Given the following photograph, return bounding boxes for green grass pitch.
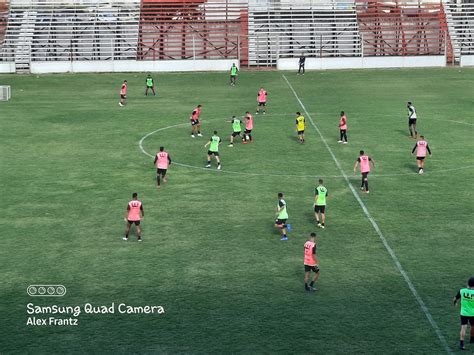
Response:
[0,68,473,354]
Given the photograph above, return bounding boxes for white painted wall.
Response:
[278,56,446,70]
[0,63,15,73]
[460,55,474,67]
[30,59,239,74]
[3,56,450,74]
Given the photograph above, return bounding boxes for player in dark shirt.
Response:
[453,277,474,350]
[298,55,306,75]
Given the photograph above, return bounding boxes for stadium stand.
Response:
[1,0,140,72]
[444,0,474,62]
[0,0,473,72]
[356,0,450,58]
[137,0,247,62]
[0,1,7,47]
[248,2,361,66]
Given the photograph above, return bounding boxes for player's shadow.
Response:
[287,134,301,142]
[403,162,416,172]
[396,129,409,137]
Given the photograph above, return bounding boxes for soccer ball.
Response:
[245,135,250,141]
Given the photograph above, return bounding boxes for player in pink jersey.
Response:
[411,135,432,174]
[119,80,127,107]
[338,111,348,144]
[304,233,320,292]
[154,146,172,188]
[123,192,144,241]
[190,105,203,138]
[354,150,375,193]
[256,87,267,115]
[243,112,254,144]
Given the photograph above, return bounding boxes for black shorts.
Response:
[258,102,266,106]
[127,220,140,226]
[146,85,154,88]
[314,205,326,213]
[120,94,126,99]
[191,119,200,126]
[297,130,304,135]
[460,315,474,325]
[304,265,320,273]
[416,156,425,161]
[409,118,417,125]
[157,168,167,176]
[275,219,287,226]
[208,150,219,156]
[232,131,241,137]
[244,129,252,134]
[362,172,369,179]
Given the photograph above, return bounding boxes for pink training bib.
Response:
[128,200,142,221]
[156,152,169,169]
[359,155,370,173]
[416,140,428,157]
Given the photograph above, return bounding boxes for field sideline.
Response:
[0,68,473,354]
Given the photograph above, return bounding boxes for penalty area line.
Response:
[282,74,452,355]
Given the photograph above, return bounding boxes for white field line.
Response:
[282,74,453,355]
[138,121,474,179]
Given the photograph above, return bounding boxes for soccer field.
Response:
[0,68,473,354]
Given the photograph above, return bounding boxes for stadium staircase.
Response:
[15,9,36,73]
[355,0,451,60]
[248,3,362,67]
[0,3,37,73]
[137,0,247,62]
[444,1,474,62]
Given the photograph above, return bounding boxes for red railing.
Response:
[356,0,449,57]
[137,0,248,61]
[0,0,8,48]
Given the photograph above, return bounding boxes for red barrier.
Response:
[356,0,448,57]
[138,0,247,61]
[0,0,8,47]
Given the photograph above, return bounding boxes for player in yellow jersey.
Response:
[295,112,305,143]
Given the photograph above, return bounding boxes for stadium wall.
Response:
[29,59,238,74]
[277,55,446,70]
[460,56,474,67]
[0,62,14,72]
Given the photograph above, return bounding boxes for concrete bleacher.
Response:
[1,0,474,72]
[249,3,362,66]
[444,0,474,60]
[0,0,140,72]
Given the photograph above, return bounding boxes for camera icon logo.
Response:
[27,285,66,297]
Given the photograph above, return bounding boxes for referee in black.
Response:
[298,54,306,75]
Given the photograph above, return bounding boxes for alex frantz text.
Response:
[26,303,165,326]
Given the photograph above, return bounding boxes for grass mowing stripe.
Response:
[282,74,453,355]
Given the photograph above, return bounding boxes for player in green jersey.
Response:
[230,63,239,86]
[228,116,242,147]
[274,192,290,240]
[145,74,155,96]
[454,277,474,350]
[204,131,222,170]
[314,179,328,228]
